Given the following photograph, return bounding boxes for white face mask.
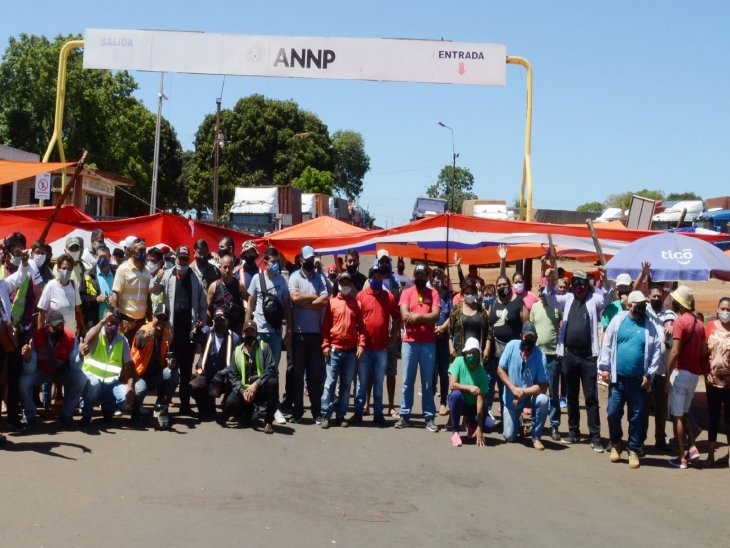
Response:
[718,310,730,323]
[56,268,71,282]
[513,282,525,294]
[9,255,22,268]
[464,294,477,305]
[146,262,159,275]
[69,250,82,261]
[339,285,353,296]
[33,254,46,267]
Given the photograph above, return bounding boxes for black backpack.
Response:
[259,272,284,329]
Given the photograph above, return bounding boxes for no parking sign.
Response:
[35,172,51,200]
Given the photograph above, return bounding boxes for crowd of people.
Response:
[1,229,728,470]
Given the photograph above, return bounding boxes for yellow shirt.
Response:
[112,259,152,320]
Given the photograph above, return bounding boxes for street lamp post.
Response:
[438,121,458,268]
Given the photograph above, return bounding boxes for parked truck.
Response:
[461,199,514,220]
[228,186,302,236]
[695,209,730,234]
[411,196,447,221]
[301,193,330,221]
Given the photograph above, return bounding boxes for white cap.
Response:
[627,290,647,304]
[615,273,632,287]
[462,337,480,353]
[122,235,137,249]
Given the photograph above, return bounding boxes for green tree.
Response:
[292,166,334,194]
[188,94,334,216]
[0,33,183,216]
[426,165,477,213]
[666,192,702,201]
[577,201,604,213]
[331,130,370,201]
[606,189,664,212]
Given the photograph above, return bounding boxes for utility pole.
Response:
[150,73,166,214]
[212,98,222,222]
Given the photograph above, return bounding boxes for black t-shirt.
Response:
[565,298,592,350]
[145,334,163,378]
[462,312,483,344]
[489,297,524,343]
[174,272,193,333]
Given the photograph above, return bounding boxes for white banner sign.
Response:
[35,172,51,200]
[83,29,507,86]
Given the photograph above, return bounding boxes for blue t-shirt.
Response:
[499,339,547,407]
[616,316,646,378]
[288,268,329,334]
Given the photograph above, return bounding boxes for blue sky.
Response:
[3,1,729,227]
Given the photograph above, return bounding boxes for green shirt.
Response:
[530,299,560,355]
[448,356,490,406]
[601,300,623,330]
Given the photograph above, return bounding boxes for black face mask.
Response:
[302,260,315,272]
[195,256,208,265]
[50,330,63,343]
[243,335,257,346]
[244,256,257,266]
[218,248,230,258]
[346,264,358,274]
[498,286,512,299]
[650,299,663,313]
[414,278,427,290]
[618,290,630,300]
[632,304,647,317]
[214,323,227,335]
[520,339,536,353]
[671,301,681,313]
[379,263,391,275]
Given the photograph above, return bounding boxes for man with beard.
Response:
[344,249,367,292]
[599,291,662,469]
[190,239,220,291]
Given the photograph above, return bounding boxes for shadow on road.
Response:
[1,439,91,460]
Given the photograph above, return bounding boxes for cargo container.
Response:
[228,186,302,236]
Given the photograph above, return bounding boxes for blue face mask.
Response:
[134,250,147,263]
[97,257,110,270]
[483,296,495,308]
[105,324,119,340]
[268,262,280,275]
[370,279,383,291]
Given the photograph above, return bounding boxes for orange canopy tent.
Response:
[0,159,77,186]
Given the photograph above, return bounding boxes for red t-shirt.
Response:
[673,311,706,375]
[357,287,400,350]
[399,286,440,343]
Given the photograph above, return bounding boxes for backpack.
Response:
[259,272,284,329]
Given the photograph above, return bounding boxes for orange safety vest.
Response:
[131,321,171,376]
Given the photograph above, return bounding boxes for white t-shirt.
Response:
[37,279,82,333]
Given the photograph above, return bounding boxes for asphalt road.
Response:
[2,370,727,548]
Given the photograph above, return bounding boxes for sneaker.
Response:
[550,427,561,441]
[484,413,496,432]
[668,457,688,469]
[373,414,388,427]
[79,416,92,427]
[563,433,580,444]
[274,409,287,425]
[451,432,463,447]
[349,413,363,425]
[425,419,439,433]
[686,446,701,461]
[628,450,640,469]
[591,439,605,453]
[559,397,567,409]
[610,443,622,463]
[288,416,302,424]
[532,439,545,451]
[339,417,349,428]
[394,416,410,429]
[263,423,274,434]
[315,416,323,425]
[320,417,330,429]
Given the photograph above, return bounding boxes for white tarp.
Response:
[230,187,279,215]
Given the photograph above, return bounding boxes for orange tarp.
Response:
[0,160,77,186]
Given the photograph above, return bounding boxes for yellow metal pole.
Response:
[506,56,533,222]
[40,39,84,205]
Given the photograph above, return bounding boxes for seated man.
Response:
[447,337,490,447]
[219,321,278,433]
[79,308,135,424]
[19,310,86,428]
[130,304,180,422]
[190,308,240,421]
[497,321,550,450]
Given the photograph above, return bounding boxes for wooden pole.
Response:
[38,151,87,245]
[586,218,606,266]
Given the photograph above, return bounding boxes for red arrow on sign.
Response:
[457,62,466,75]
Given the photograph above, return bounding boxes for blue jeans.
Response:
[259,332,282,368]
[134,367,180,407]
[356,348,388,416]
[434,338,451,406]
[82,374,129,417]
[607,375,646,452]
[502,393,549,442]
[20,368,87,421]
[399,341,436,420]
[544,355,561,429]
[321,348,357,419]
[448,390,478,433]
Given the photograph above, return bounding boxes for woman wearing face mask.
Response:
[485,275,529,420]
[704,297,730,466]
[512,272,539,312]
[31,240,53,285]
[37,254,84,336]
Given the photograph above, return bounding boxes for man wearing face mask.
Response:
[161,245,208,416]
[643,283,672,452]
[598,291,662,469]
[190,239,220,291]
[344,249,367,292]
[320,272,366,428]
[110,237,153,343]
[326,263,339,296]
[238,240,260,294]
[80,244,116,329]
[79,308,135,424]
[209,255,246,336]
[395,257,413,290]
[544,268,612,451]
[81,228,105,271]
[54,236,86,287]
[130,303,179,422]
[496,322,549,450]
[190,308,240,421]
[287,245,330,423]
[220,321,279,434]
[19,310,86,428]
[600,273,635,344]
[216,236,239,269]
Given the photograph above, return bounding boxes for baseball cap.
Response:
[300,245,315,260]
[45,310,65,327]
[414,264,428,276]
[671,285,694,311]
[572,269,588,281]
[176,246,190,258]
[213,308,226,320]
[615,273,632,287]
[242,240,258,256]
[338,271,352,282]
[65,236,82,250]
[243,320,258,332]
[522,321,538,338]
[122,235,137,249]
[368,266,382,278]
[376,249,390,260]
[153,303,169,319]
[627,291,647,304]
[462,337,480,353]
